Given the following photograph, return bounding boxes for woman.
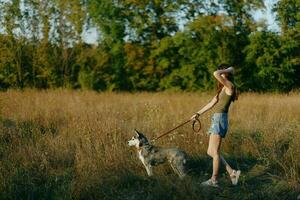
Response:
[191,64,241,187]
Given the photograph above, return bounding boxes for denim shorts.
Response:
[208,113,228,138]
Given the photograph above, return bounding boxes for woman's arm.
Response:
[213,67,234,91]
[191,95,218,119]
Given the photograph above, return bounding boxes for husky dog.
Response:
[128,130,188,178]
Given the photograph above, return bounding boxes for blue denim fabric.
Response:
[208,113,228,138]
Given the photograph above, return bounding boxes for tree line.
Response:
[0,0,299,92]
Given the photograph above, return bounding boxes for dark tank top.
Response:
[213,89,233,113]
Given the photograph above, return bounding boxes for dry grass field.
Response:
[0,90,299,200]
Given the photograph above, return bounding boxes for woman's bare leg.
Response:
[207,134,222,181]
[220,155,233,175]
[207,135,239,182]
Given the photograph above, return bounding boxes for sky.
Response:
[252,0,280,31]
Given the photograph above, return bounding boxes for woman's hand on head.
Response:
[226,67,234,74]
[215,66,234,75]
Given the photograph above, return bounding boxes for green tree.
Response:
[274,0,300,32]
[0,0,31,88]
[243,31,281,91]
[243,29,299,92]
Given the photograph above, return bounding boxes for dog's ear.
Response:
[134,129,141,137]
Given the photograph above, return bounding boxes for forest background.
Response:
[0,0,299,92]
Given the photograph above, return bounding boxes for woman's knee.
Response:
[207,149,219,158]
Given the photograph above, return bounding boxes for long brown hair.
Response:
[215,63,238,102]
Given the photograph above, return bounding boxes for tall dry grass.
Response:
[0,90,299,199]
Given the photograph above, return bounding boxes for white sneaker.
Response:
[201,179,219,188]
[230,170,241,185]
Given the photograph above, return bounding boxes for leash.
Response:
[151,113,201,142]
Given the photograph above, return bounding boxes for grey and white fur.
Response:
[128,129,188,178]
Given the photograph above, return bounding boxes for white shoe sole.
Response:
[231,170,241,185]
